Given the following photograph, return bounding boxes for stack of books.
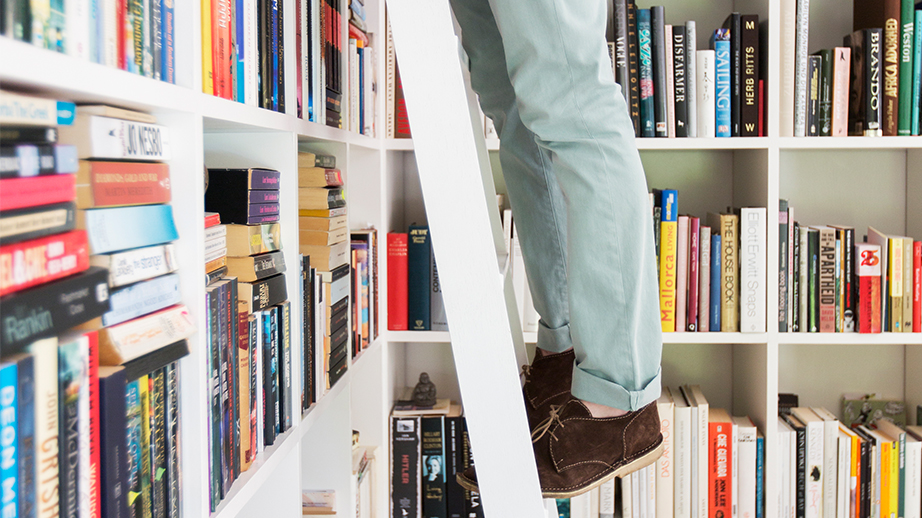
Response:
[778,201,921,333]
[783,0,922,136]
[651,189,767,333]
[606,4,764,138]
[205,212,227,276]
[386,225,447,332]
[299,151,349,398]
[204,167,292,511]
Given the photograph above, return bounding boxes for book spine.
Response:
[0,174,76,212]
[138,375,152,517]
[890,238,905,332]
[688,217,700,331]
[407,226,431,331]
[391,416,421,518]
[0,229,90,296]
[709,420,733,518]
[914,12,922,136]
[613,0,630,108]
[666,25,676,138]
[697,50,716,137]
[28,338,60,518]
[277,0,285,113]
[280,301,292,430]
[627,3,641,135]
[808,229,819,332]
[0,363,18,518]
[740,208,766,333]
[793,0,811,136]
[125,379,143,517]
[98,368,127,518]
[818,50,834,136]
[229,280,240,480]
[867,29,884,136]
[807,55,821,135]
[421,416,448,518]
[165,364,179,517]
[676,216,689,331]
[720,215,740,332]
[714,30,732,137]
[58,337,86,518]
[151,0,161,80]
[0,92,76,126]
[699,226,711,332]
[93,243,178,288]
[686,21,698,138]
[97,305,195,365]
[710,234,722,331]
[15,355,36,518]
[673,25,689,137]
[843,228,856,331]
[149,370,166,518]
[87,335,101,518]
[726,13,742,136]
[741,15,760,136]
[658,190,678,332]
[60,117,171,161]
[832,47,851,136]
[756,433,765,518]
[780,201,790,331]
[77,161,171,208]
[651,6,667,137]
[161,0,174,83]
[914,241,921,333]
[638,9,654,137]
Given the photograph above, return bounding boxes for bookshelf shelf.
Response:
[779,333,922,345]
[778,136,922,149]
[635,137,772,150]
[663,332,770,344]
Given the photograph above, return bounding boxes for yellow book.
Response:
[139,375,153,518]
[202,0,214,94]
[658,190,678,332]
[889,237,903,332]
[708,212,740,332]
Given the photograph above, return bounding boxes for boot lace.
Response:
[520,364,532,383]
[531,404,565,443]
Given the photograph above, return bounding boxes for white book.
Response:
[685,21,698,138]
[682,385,709,518]
[205,235,227,254]
[740,207,767,332]
[733,416,758,518]
[836,430,851,518]
[204,246,227,264]
[66,0,90,59]
[780,0,797,136]
[647,463,657,518]
[102,0,117,66]
[570,492,592,518]
[300,0,310,117]
[792,0,810,136]
[205,224,227,241]
[97,304,196,364]
[634,469,643,518]
[698,226,711,332]
[90,243,179,288]
[786,206,795,329]
[59,115,171,160]
[656,388,675,518]
[676,216,689,331]
[385,16,396,137]
[811,408,841,518]
[600,479,617,518]
[904,427,922,518]
[430,254,448,331]
[798,226,810,331]
[696,50,716,138]
[674,390,692,518]
[623,473,634,518]
[364,45,376,136]
[589,487,601,518]
[0,90,75,126]
[791,408,826,518]
[665,25,676,138]
[778,417,794,518]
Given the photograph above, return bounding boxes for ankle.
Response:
[580,400,629,418]
[536,347,572,358]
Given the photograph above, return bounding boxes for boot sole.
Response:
[455,438,665,499]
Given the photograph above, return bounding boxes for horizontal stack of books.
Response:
[778,201,921,333]
[204,167,292,511]
[784,0,922,136]
[607,4,764,138]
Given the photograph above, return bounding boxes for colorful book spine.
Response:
[75,161,171,208]
[914,11,922,136]
[856,243,883,333]
[58,336,87,518]
[687,217,700,331]
[638,9,655,137]
[676,216,689,331]
[16,354,36,518]
[0,91,76,126]
[710,233,722,331]
[659,190,678,332]
[699,225,711,332]
[898,0,915,134]
[0,229,90,296]
[81,204,178,255]
[914,241,920,333]
[0,174,76,212]
[0,362,17,518]
[713,29,732,137]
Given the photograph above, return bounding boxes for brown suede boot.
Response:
[522,349,574,429]
[456,397,664,499]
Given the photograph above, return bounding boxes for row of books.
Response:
[652,190,767,333]
[386,226,447,332]
[777,405,922,518]
[777,202,922,333]
[608,3,764,138]
[784,0,922,136]
[1,0,176,82]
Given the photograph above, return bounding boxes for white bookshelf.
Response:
[2,0,920,514]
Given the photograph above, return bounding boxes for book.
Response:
[732,416,758,518]
[816,49,834,136]
[75,160,171,208]
[0,90,76,126]
[79,204,178,254]
[722,13,742,136]
[0,142,79,178]
[0,229,90,296]
[299,241,350,272]
[86,271,182,328]
[638,8,654,137]
[845,29,884,136]
[57,333,88,518]
[408,225,431,331]
[673,392,692,518]
[0,174,76,212]
[59,115,171,160]
[687,217,700,331]
[650,6,667,137]
[666,25,676,138]
[298,187,346,210]
[676,216,689,330]
[673,25,689,137]
[713,29,732,137]
[807,54,822,136]
[239,274,288,313]
[681,384,709,518]
[659,190,678,332]
[387,233,408,331]
[391,415,421,518]
[226,223,282,256]
[697,50,716,137]
[686,21,698,138]
[98,366,128,518]
[120,339,189,382]
[95,304,195,365]
[207,167,281,191]
[656,388,675,518]
[793,0,811,136]
[0,361,18,517]
[710,233,722,331]
[853,0,902,135]
[708,408,734,518]
[699,226,711,332]
[298,167,344,188]
[299,215,348,232]
[831,47,853,136]
[741,15,761,136]
[299,227,348,246]
[740,207,766,333]
[226,251,287,282]
[90,242,178,287]
[0,267,110,353]
[0,201,77,246]
[708,212,740,332]
[421,415,447,518]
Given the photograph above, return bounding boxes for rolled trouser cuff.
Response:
[537,320,573,354]
[571,365,662,412]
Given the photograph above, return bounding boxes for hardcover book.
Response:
[651,6,667,137]
[713,29,732,137]
[832,47,852,136]
[0,174,76,212]
[0,229,90,296]
[408,225,431,331]
[740,15,761,136]
[658,190,678,332]
[239,273,289,313]
[96,304,196,365]
[707,212,740,332]
[740,208,766,333]
[0,201,77,246]
[226,251,287,282]
[722,13,742,136]
[391,416,421,518]
[638,9,654,137]
[207,167,281,191]
[80,204,178,254]
[853,0,902,135]
[59,115,171,160]
[697,50,716,137]
[75,160,171,208]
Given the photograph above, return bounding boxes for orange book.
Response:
[708,408,733,518]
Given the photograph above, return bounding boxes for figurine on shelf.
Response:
[412,372,437,407]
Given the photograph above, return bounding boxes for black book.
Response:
[206,286,222,507]
[276,300,292,432]
[328,352,347,386]
[277,0,285,113]
[817,49,834,136]
[15,354,36,518]
[99,366,128,518]
[1,143,58,178]
[853,426,873,518]
[262,306,278,445]
[408,225,431,330]
[240,273,288,312]
[672,25,688,137]
[613,0,631,108]
[445,416,465,518]
[650,6,667,137]
[462,420,485,518]
[807,55,822,136]
[783,414,807,518]
[422,416,448,518]
[150,369,167,518]
[722,13,741,136]
[301,256,314,410]
[0,201,77,245]
[247,314,257,455]
[258,0,271,109]
[122,340,190,382]
[229,278,240,481]
[626,2,641,134]
[740,15,761,136]
[206,266,228,286]
[164,363,180,518]
[840,227,855,331]
[0,126,57,144]
[217,281,230,492]
[844,29,883,136]
[391,415,421,518]
[0,267,110,353]
[791,222,801,332]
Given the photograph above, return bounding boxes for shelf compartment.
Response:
[779,333,922,345]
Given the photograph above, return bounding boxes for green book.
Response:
[899,0,915,134]
[808,228,819,332]
[818,49,834,136]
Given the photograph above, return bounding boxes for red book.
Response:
[0,174,76,211]
[76,161,171,208]
[348,23,369,46]
[117,0,127,69]
[856,243,882,333]
[395,67,412,138]
[204,212,221,228]
[708,408,734,518]
[387,233,409,331]
[0,230,90,296]
[914,241,920,333]
[212,0,232,99]
[687,216,700,331]
[87,330,101,518]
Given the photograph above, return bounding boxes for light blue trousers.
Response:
[450,0,663,411]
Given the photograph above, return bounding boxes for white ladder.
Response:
[387,0,561,516]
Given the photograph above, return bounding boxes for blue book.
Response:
[358,46,365,133]
[16,354,35,518]
[913,11,921,135]
[102,272,182,327]
[712,29,732,137]
[271,0,279,111]
[756,431,764,518]
[408,225,432,330]
[710,234,722,331]
[638,9,655,137]
[161,0,175,84]
[82,204,178,254]
[0,362,17,517]
[125,379,143,518]
[235,0,245,101]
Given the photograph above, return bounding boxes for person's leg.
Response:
[480,0,663,413]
